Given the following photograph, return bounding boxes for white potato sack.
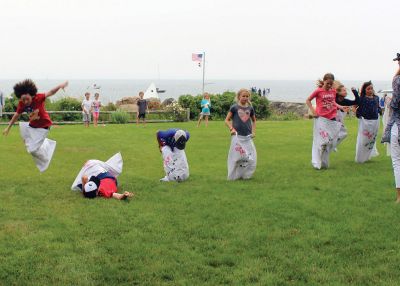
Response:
[71,152,123,191]
[355,117,380,163]
[161,146,189,182]
[311,117,341,169]
[19,122,56,173]
[227,135,257,180]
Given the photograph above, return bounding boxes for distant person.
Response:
[197,92,211,127]
[380,94,386,113]
[92,93,101,127]
[258,88,262,96]
[136,91,148,126]
[383,57,400,202]
[81,92,92,128]
[2,79,68,172]
[355,81,382,163]
[0,90,4,117]
[306,73,345,169]
[262,88,266,97]
[156,128,190,182]
[225,89,257,180]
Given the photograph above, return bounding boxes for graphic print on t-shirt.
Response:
[238,108,251,123]
[322,93,335,111]
[29,109,40,121]
[23,105,40,121]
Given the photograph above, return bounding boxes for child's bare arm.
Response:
[251,115,256,137]
[3,113,21,136]
[306,98,317,117]
[224,112,236,134]
[45,81,68,98]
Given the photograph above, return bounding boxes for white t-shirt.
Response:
[82,99,92,114]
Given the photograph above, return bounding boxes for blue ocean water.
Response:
[0,79,392,103]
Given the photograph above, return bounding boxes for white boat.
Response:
[144,83,160,100]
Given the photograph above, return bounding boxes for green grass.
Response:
[1,119,399,285]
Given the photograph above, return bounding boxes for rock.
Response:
[162,98,175,106]
[269,101,309,117]
[115,96,162,112]
[116,96,139,112]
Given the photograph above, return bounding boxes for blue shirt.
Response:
[201,99,210,113]
[157,128,190,150]
[356,96,381,120]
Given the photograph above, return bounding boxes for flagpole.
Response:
[202,52,206,95]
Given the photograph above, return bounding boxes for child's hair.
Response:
[139,91,144,96]
[203,92,210,98]
[94,93,99,98]
[360,81,373,97]
[334,81,344,94]
[316,73,335,87]
[14,79,38,98]
[85,92,90,97]
[236,89,252,105]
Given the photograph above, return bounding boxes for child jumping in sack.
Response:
[306,73,346,169]
[354,81,382,163]
[224,89,257,180]
[3,79,68,172]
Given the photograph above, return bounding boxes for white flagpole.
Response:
[202,52,206,95]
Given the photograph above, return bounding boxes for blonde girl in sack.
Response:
[224,89,257,180]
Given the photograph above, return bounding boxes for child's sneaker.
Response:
[160,176,169,182]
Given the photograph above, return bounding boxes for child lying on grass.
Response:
[80,174,133,200]
[71,152,133,200]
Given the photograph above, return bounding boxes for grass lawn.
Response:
[1,119,400,285]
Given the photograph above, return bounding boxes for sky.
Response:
[0,0,399,80]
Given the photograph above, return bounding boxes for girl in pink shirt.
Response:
[306,73,338,119]
[306,73,346,170]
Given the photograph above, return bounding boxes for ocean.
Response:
[0,79,393,104]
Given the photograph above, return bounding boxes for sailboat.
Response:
[144,83,160,100]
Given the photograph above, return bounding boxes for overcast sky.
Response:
[1,0,398,80]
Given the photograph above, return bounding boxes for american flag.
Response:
[192,53,203,62]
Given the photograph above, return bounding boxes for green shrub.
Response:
[111,110,129,124]
[4,93,19,113]
[102,102,117,111]
[51,97,82,122]
[164,102,188,122]
[178,91,270,120]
